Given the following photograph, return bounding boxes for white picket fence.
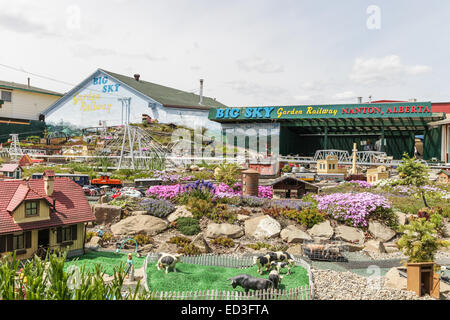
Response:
[148,287,312,300]
[143,253,314,300]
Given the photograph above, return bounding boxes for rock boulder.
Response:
[167,206,193,223]
[335,225,365,244]
[245,216,281,240]
[280,225,312,244]
[384,267,407,290]
[93,204,122,225]
[111,215,168,237]
[205,223,244,239]
[307,221,334,240]
[368,221,396,242]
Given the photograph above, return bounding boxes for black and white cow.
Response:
[229,274,274,293]
[156,253,182,274]
[268,251,295,274]
[268,270,283,289]
[253,255,272,275]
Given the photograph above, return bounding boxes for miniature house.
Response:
[270,175,319,199]
[18,155,34,167]
[0,170,95,260]
[437,170,450,184]
[367,166,389,183]
[316,155,347,174]
[0,163,23,179]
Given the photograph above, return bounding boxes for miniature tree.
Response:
[396,213,449,263]
[397,153,430,207]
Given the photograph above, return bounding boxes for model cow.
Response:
[229,274,274,293]
[156,253,182,274]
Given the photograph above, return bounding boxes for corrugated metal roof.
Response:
[101,69,228,110]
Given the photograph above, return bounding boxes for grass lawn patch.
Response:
[147,263,309,292]
[64,251,145,276]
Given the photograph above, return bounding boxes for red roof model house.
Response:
[0,171,95,260]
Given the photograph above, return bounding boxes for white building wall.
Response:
[0,89,61,120]
[44,70,220,131]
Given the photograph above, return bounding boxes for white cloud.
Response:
[349,55,432,85]
[333,91,356,101]
[236,57,284,74]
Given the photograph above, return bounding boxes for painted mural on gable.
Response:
[44,71,220,131]
[44,72,154,128]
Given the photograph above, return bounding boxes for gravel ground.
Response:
[311,269,435,300]
[364,250,450,263]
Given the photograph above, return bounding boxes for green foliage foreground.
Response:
[0,251,152,300]
[147,263,309,292]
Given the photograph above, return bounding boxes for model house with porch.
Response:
[0,171,95,260]
[0,163,23,179]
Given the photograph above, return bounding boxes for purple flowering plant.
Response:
[315,192,392,227]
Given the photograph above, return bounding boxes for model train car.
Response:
[32,173,122,188]
[91,174,123,187]
[32,173,90,187]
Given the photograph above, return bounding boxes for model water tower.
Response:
[242,168,260,197]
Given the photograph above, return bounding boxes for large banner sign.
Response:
[209,102,433,122]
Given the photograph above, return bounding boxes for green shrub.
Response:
[397,153,430,187]
[208,204,237,224]
[187,199,215,219]
[369,207,399,230]
[283,208,325,228]
[168,236,192,247]
[282,165,292,173]
[133,234,154,246]
[397,215,449,263]
[176,217,201,236]
[178,244,201,256]
[210,237,235,248]
[214,163,241,186]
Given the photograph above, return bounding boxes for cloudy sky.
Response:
[0,0,449,106]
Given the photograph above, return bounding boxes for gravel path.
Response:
[311,269,435,300]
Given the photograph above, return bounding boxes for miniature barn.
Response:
[270,175,319,199]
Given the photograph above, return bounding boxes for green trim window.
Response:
[25,201,39,217]
[62,227,72,242]
[13,234,24,250]
[1,91,12,102]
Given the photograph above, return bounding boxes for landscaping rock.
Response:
[363,240,387,254]
[167,206,193,223]
[368,221,396,242]
[442,222,450,238]
[132,211,147,216]
[394,211,408,226]
[191,233,212,253]
[307,220,334,239]
[347,244,365,252]
[111,215,168,237]
[384,268,407,290]
[93,204,122,225]
[286,244,303,256]
[335,225,365,244]
[155,242,178,254]
[89,236,103,247]
[245,216,282,240]
[205,223,244,239]
[237,214,251,222]
[280,225,312,244]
